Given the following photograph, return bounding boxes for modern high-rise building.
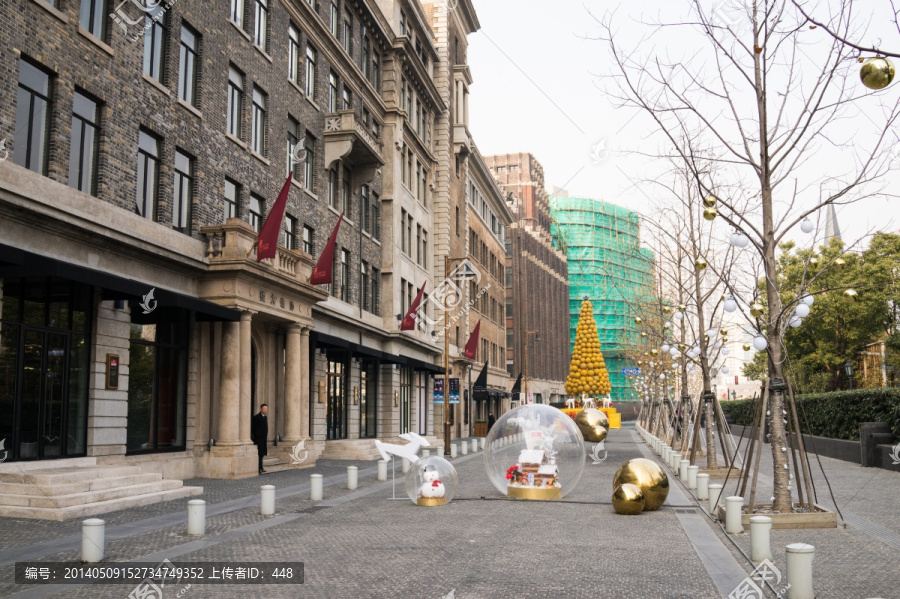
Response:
[550,196,655,402]
[485,153,569,404]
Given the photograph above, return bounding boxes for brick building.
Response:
[485,153,569,403]
[0,0,489,510]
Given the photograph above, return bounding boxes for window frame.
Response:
[136,129,161,220]
[251,86,267,155]
[224,178,240,222]
[172,149,194,234]
[178,24,199,107]
[68,90,101,196]
[253,0,269,51]
[143,8,167,81]
[14,59,53,176]
[227,66,244,139]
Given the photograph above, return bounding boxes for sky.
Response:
[466,0,900,251]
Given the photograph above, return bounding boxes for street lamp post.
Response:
[523,330,540,403]
[844,360,855,390]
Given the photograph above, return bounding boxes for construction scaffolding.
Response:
[550,197,656,401]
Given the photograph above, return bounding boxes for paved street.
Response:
[1,426,899,598]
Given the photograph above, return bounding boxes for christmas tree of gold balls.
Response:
[565,299,612,397]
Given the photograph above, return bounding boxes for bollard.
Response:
[461,441,468,456]
[725,496,744,534]
[749,516,773,562]
[662,446,670,463]
[402,457,411,473]
[785,543,815,599]
[679,459,689,481]
[347,466,358,490]
[187,499,206,536]
[436,445,444,457]
[481,438,486,451]
[260,485,276,515]
[81,518,105,563]
[471,439,478,453]
[671,451,681,470]
[687,465,699,490]
[422,449,430,458]
[377,460,388,481]
[450,444,458,458]
[708,484,724,515]
[697,473,710,500]
[310,474,323,501]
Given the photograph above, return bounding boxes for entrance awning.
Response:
[311,332,441,372]
[0,244,240,322]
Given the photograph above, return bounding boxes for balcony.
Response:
[324,110,385,183]
[453,123,472,158]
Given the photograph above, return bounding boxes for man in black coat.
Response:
[251,404,268,474]
[487,412,496,431]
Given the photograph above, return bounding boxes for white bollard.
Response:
[402,457,411,473]
[785,543,815,599]
[725,496,744,534]
[749,516,773,562]
[422,449,430,458]
[708,484,724,515]
[436,445,444,457]
[187,499,206,536]
[260,485,276,515]
[481,438,486,451]
[670,451,680,469]
[347,466,358,490]
[450,444,458,458]
[460,441,468,455]
[81,518,105,563]
[697,473,710,500]
[662,446,670,463]
[679,459,689,481]
[310,474,323,501]
[377,460,388,481]
[471,439,478,453]
[687,465,699,490]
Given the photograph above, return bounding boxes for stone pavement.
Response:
[0,428,897,598]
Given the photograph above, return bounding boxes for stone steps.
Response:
[262,455,295,473]
[0,479,186,508]
[318,439,382,461]
[0,472,162,496]
[0,486,202,521]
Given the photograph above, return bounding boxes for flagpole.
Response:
[443,257,451,455]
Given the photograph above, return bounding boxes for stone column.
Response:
[217,321,241,445]
[283,324,302,442]
[299,327,311,439]
[239,311,253,444]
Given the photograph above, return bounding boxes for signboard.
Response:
[106,354,120,390]
[433,378,460,404]
[622,368,640,376]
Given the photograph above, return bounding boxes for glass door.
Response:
[359,360,377,438]
[18,330,66,459]
[326,354,347,440]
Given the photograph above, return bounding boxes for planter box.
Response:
[716,503,837,530]
[474,422,488,437]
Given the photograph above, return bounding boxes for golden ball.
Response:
[843,288,858,300]
[750,303,765,318]
[703,194,718,208]
[695,258,708,270]
[575,408,610,443]
[612,483,645,515]
[613,458,669,511]
[703,207,718,221]
[860,56,895,90]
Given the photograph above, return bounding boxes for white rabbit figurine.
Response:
[420,464,445,499]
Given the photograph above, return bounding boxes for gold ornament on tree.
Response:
[703,195,717,208]
[564,299,613,397]
[703,208,718,221]
[695,258,708,270]
[860,56,895,90]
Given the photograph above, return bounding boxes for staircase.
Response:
[0,458,203,521]
[318,439,382,461]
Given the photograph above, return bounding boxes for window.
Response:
[361,260,369,312]
[342,11,353,55]
[399,11,406,35]
[455,206,460,235]
[421,231,428,269]
[283,215,297,250]
[227,67,243,138]
[416,225,421,265]
[340,249,349,302]
[254,0,268,51]
[401,209,407,255]
[328,168,338,208]
[288,25,301,84]
[506,298,512,318]
[224,179,239,221]
[287,117,300,178]
[303,132,315,191]
[14,59,52,175]
[68,91,100,195]
[305,45,317,98]
[362,32,370,79]
[230,0,245,27]
[330,1,338,36]
[342,165,351,215]
[406,151,413,189]
[251,87,267,155]
[407,215,413,256]
[172,150,193,234]
[342,86,352,110]
[302,225,314,254]
[415,161,421,200]
[360,185,370,233]
[249,194,263,232]
[143,8,166,81]
[371,267,380,315]
[328,71,338,112]
[371,51,380,91]
[178,25,199,106]
[79,0,107,40]
[372,192,381,240]
[135,130,160,220]
[419,165,427,204]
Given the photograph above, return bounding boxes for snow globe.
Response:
[404,456,458,506]
[484,404,586,500]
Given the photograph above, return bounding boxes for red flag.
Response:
[464,319,481,359]
[400,282,426,331]
[309,211,345,285]
[255,173,294,262]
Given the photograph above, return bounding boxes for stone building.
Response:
[0,0,490,516]
[484,153,569,404]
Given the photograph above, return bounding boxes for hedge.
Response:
[720,388,900,441]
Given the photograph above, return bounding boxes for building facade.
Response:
[484,153,569,404]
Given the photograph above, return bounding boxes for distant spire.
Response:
[824,204,841,243]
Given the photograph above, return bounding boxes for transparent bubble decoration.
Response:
[404,456,458,507]
[483,404,586,500]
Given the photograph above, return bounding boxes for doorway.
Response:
[326,352,347,440]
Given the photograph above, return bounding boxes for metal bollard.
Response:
[187,499,206,536]
[725,496,744,534]
[460,441,468,455]
[679,459,689,481]
[310,474,323,501]
[260,485,276,515]
[687,465,699,490]
[81,518,105,563]
[402,457,411,473]
[471,439,478,453]
[347,466,358,490]
[697,473,710,500]
[708,484,724,515]
[749,516,773,562]
[377,460,388,481]
[450,444,458,458]
[785,543,815,599]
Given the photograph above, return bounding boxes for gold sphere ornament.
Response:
[695,258,708,270]
[677,343,686,351]
[703,207,718,221]
[640,332,647,338]
[678,304,687,312]
[703,194,718,208]
[613,458,670,511]
[835,257,846,266]
[860,56,895,90]
[843,288,858,300]
[634,316,643,325]
[743,343,752,351]
[662,306,672,314]
[612,483,645,515]
[720,329,728,336]
[650,349,658,356]
[575,408,610,443]
[750,303,765,318]
[809,256,819,266]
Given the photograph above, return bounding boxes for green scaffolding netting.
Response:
[550,197,657,402]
